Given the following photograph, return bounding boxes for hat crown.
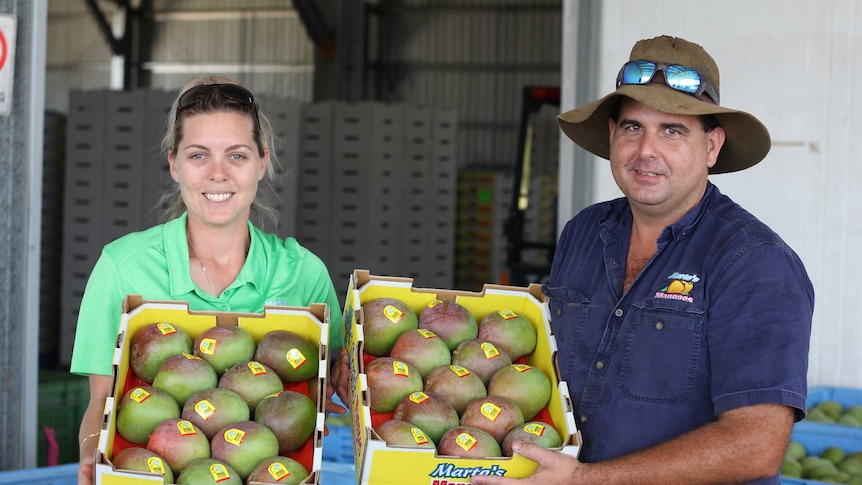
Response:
[629,35,720,101]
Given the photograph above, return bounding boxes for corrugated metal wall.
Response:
[46,1,317,111]
[46,0,563,173]
[574,0,861,389]
[368,0,562,170]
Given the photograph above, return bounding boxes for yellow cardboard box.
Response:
[93,295,330,485]
[344,270,581,485]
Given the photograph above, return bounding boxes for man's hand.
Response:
[329,348,351,408]
[323,349,351,436]
[470,442,581,485]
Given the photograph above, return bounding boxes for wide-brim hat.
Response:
[557,35,771,174]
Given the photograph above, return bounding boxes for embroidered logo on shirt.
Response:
[655,272,699,303]
[265,299,286,306]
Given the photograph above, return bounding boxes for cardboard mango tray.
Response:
[343,270,581,485]
[92,295,331,485]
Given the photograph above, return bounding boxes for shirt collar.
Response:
[600,181,716,242]
[165,212,266,297]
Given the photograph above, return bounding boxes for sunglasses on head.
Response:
[176,83,261,131]
[616,60,720,105]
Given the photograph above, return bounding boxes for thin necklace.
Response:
[188,237,217,294]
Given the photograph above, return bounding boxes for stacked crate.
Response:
[296,101,336,267]
[521,174,558,267]
[295,102,458,297]
[260,96,304,238]
[454,170,512,291]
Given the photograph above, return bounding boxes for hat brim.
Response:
[557,84,771,174]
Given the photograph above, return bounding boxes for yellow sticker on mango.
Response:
[198,338,218,355]
[480,342,500,359]
[383,305,405,324]
[286,348,308,369]
[480,402,502,421]
[194,400,217,420]
[130,387,151,403]
[223,428,246,446]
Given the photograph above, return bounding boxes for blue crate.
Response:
[797,386,862,435]
[807,386,862,409]
[0,464,78,484]
[323,424,355,465]
[781,424,862,484]
[320,461,357,485]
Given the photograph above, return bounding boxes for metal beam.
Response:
[292,0,332,47]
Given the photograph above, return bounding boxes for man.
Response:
[472,36,813,484]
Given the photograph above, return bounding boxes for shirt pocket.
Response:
[619,298,706,406]
[543,284,591,380]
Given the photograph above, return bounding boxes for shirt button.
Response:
[655,321,664,330]
[614,308,624,317]
[221,305,229,311]
[556,308,562,317]
[579,414,588,423]
[595,361,604,370]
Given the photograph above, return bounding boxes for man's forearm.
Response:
[575,403,794,484]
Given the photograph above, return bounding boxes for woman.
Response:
[71,77,346,485]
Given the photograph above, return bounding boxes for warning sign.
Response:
[0,14,17,117]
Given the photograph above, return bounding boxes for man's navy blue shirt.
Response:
[544,182,813,468]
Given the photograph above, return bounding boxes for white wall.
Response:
[560,0,862,389]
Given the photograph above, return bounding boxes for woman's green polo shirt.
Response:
[70,213,343,377]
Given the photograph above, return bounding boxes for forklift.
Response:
[501,85,561,287]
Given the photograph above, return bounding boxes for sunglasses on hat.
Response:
[176,83,261,131]
[616,60,720,105]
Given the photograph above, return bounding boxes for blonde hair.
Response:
[156,76,280,228]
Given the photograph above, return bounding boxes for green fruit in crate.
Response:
[211,420,279,480]
[375,419,436,449]
[218,361,284,412]
[780,457,803,478]
[824,446,848,465]
[820,400,845,421]
[117,386,181,444]
[366,357,424,413]
[193,325,256,376]
[502,421,563,457]
[460,396,524,445]
[389,328,451,378]
[254,330,320,383]
[247,456,310,484]
[130,322,193,383]
[839,414,862,427]
[112,446,175,483]
[393,391,460,444]
[418,300,477,351]
[362,298,419,356]
[147,418,211,476]
[808,461,839,480]
[153,353,218,406]
[451,339,512,386]
[838,458,862,477]
[437,426,502,458]
[181,387,250,439]
[423,364,487,416]
[806,407,835,423]
[786,441,807,461]
[488,364,552,421]
[847,405,862,421]
[255,390,317,454]
[176,457,242,485]
[477,309,537,360]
